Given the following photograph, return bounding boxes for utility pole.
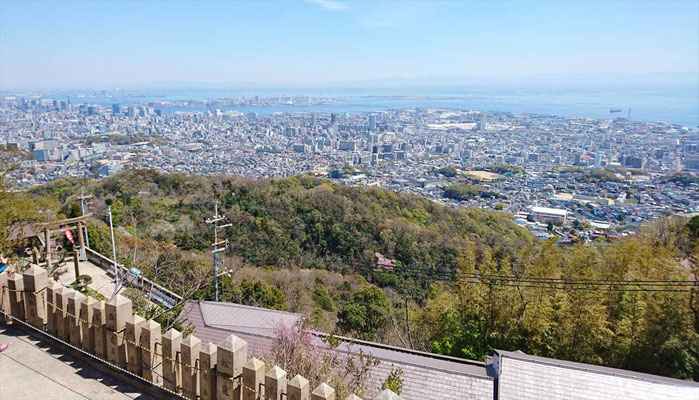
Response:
[108,205,120,296]
[77,188,92,255]
[206,201,231,302]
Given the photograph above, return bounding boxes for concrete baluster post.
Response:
[216,334,248,400]
[163,328,183,393]
[200,343,218,400]
[80,297,97,353]
[242,357,264,400]
[374,390,400,400]
[67,290,86,347]
[265,366,287,400]
[7,274,25,322]
[45,280,61,335]
[311,383,336,400]
[22,265,48,329]
[181,334,202,400]
[0,271,10,323]
[288,374,310,400]
[92,300,107,358]
[140,320,163,385]
[105,294,132,368]
[54,286,69,340]
[125,314,145,376]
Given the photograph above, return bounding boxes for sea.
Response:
[42,85,699,128]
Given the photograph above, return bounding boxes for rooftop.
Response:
[180,300,490,379]
[495,349,699,388]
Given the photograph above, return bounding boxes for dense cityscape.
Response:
[1,94,697,239]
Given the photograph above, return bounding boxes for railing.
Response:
[0,266,402,400]
[85,247,182,309]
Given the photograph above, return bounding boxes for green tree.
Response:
[313,285,334,311]
[437,166,458,177]
[86,221,113,256]
[337,286,390,340]
[686,216,699,240]
[224,279,287,310]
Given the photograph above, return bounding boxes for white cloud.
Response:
[358,3,427,28]
[305,0,347,11]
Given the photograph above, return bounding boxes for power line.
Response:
[456,273,697,287]
[457,280,695,293]
[392,265,696,284]
[383,265,697,293]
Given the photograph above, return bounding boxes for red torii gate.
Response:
[36,213,93,268]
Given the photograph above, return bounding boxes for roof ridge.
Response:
[199,300,304,318]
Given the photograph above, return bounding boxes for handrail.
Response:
[84,247,182,308]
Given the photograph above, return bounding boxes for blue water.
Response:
[47,85,699,127]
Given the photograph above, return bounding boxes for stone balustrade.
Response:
[0,268,401,400]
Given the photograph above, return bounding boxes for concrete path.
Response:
[0,324,153,400]
[59,256,118,299]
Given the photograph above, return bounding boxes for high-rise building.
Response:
[594,153,602,169]
[684,155,699,171]
[369,114,376,131]
[112,104,120,116]
[330,113,337,125]
[339,140,357,151]
[621,156,644,169]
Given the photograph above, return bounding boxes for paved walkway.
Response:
[0,324,153,400]
[58,256,118,299]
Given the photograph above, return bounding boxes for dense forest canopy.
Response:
[2,168,697,381]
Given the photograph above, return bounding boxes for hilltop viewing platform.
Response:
[1,1,698,399]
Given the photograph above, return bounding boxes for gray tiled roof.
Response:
[495,350,699,400]
[180,300,495,400]
[198,300,303,336]
[495,349,699,388]
[178,300,303,358]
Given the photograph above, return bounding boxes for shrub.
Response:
[380,367,404,395]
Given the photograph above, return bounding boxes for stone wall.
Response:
[0,267,401,400]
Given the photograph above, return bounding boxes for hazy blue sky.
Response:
[1,0,697,88]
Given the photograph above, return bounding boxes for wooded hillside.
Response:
[3,168,697,380]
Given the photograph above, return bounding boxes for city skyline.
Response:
[1,0,698,89]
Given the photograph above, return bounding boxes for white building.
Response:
[530,206,568,223]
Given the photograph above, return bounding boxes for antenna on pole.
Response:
[206,200,231,302]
